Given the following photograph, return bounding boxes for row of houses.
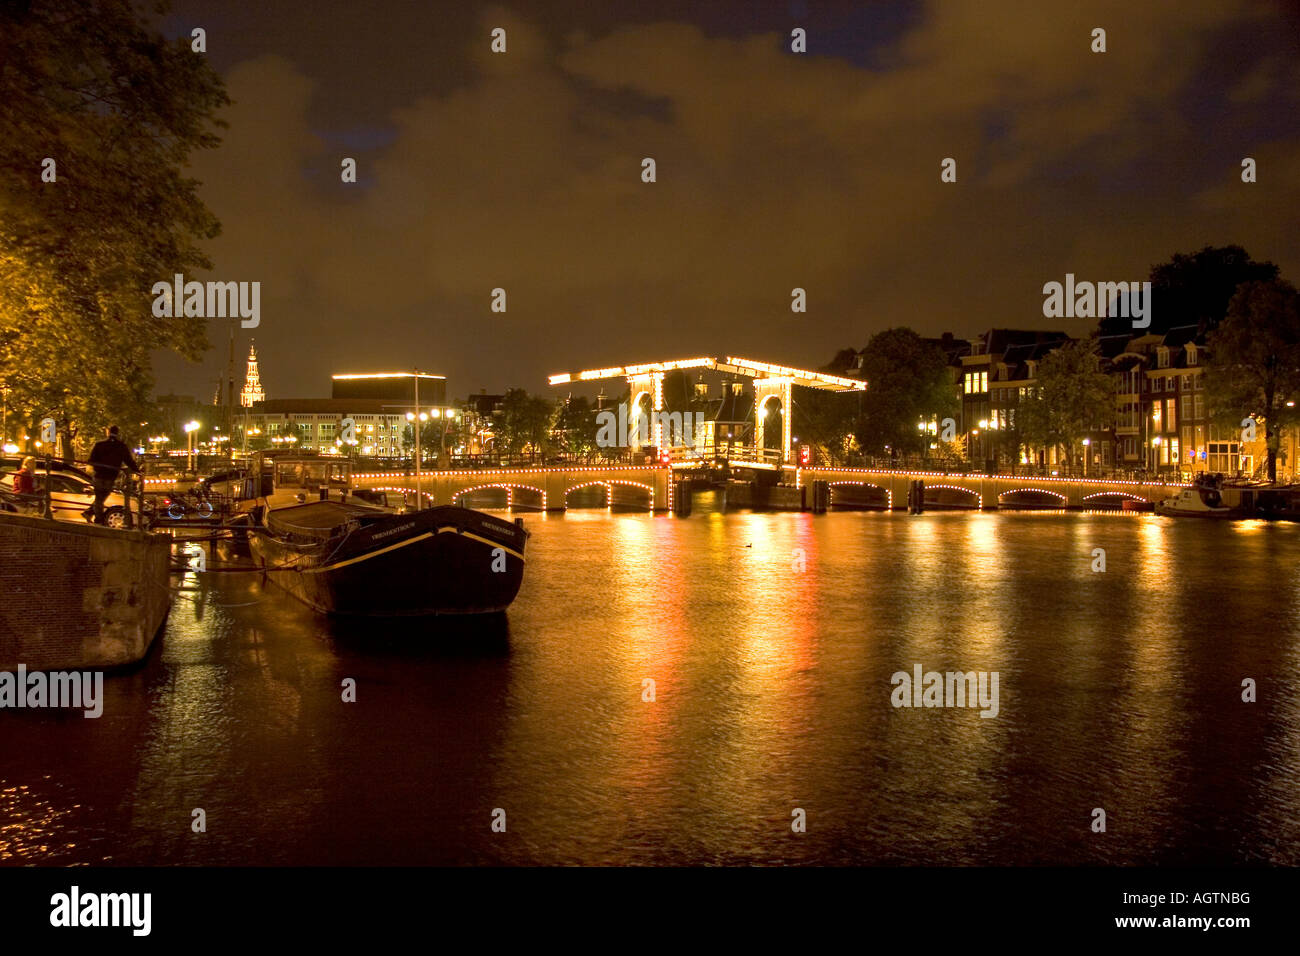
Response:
[843,326,1288,479]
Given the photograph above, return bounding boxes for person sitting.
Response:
[13,457,36,496]
[11,456,38,512]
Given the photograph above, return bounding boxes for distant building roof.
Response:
[253,398,409,415]
[1161,325,1201,348]
[920,332,972,365]
[995,338,1071,380]
[464,393,503,415]
[705,384,755,424]
[331,372,446,403]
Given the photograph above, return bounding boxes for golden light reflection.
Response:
[0,781,76,862]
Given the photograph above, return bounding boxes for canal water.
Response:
[3,510,1299,866]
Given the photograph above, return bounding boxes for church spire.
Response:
[241,341,265,407]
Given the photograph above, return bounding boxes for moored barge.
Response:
[234,452,527,616]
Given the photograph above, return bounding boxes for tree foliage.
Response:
[791,385,858,465]
[1205,278,1300,482]
[851,328,957,457]
[1016,337,1113,469]
[1099,245,1279,338]
[553,395,598,458]
[0,0,228,457]
[497,388,555,461]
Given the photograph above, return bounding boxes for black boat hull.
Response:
[249,505,527,616]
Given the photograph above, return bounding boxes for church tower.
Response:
[241,342,265,407]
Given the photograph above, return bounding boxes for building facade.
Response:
[234,372,455,459]
[848,323,1298,480]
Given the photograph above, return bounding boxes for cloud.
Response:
[166,1,1300,399]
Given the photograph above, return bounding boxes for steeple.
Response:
[241,341,265,407]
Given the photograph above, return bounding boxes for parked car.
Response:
[0,457,93,480]
[0,468,132,526]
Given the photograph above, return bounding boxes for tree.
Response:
[497,388,556,463]
[1205,278,1300,483]
[0,0,228,460]
[553,395,598,459]
[661,369,698,414]
[401,419,443,460]
[1016,338,1112,471]
[1099,245,1278,338]
[851,328,957,458]
[790,385,857,465]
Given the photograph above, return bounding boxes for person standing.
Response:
[87,426,141,524]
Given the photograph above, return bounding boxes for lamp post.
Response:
[406,410,425,512]
[1082,437,1091,477]
[1,383,15,454]
[184,420,200,474]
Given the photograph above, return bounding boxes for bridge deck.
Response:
[141,463,1189,513]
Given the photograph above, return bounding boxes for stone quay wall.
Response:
[0,513,172,671]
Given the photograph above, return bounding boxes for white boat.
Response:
[1154,486,1239,518]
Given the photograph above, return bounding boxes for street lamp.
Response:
[406,410,422,510]
[184,420,200,473]
[1082,438,1091,477]
[441,407,458,460]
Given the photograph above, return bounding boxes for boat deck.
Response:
[266,501,386,537]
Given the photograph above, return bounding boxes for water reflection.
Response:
[2,512,1299,865]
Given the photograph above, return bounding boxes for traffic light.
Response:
[799,444,811,465]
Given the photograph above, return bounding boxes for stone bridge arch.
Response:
[828,480,891,510]
[1081,491,1145,510]
[606,479,655,511]
[452,482,548,511]
[997,487,1068,509]
[923,484,982,509]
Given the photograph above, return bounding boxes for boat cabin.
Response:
[221,451,354,510]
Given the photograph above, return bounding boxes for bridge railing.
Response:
[799,455,1197,483]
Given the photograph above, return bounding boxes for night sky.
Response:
[151,0,1300,402]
